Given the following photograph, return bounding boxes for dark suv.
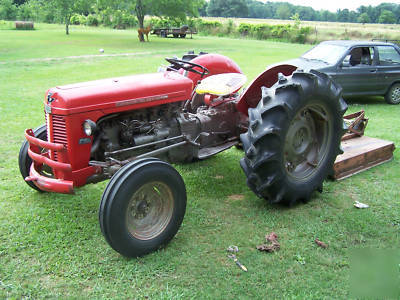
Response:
[285,40,400,104]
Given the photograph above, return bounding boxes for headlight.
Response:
[83,119,96,136]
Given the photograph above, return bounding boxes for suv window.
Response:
[377,46,400,65]
[343,47,375,67]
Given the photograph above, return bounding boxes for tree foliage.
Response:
[44,0,92,34]
[2,0,400,28]
[204,0,400,24]
[0,0,18,20]
[207,0,248,18]
[378,9,396,24]
[357,13,371,24]
[95,0,204,40]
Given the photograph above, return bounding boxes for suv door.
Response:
[375,45,400,95]
[332,46,380,96]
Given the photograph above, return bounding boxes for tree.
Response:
[47,0,92,35]
[198,1,208,17]
[207,0,248,18]
[133,0,204,41]
[337,9,350,22]
[97,0,204,41]
[276,3,291,20]
[357,12,370,24]
[0,0,17,20]
[13,0,26,5]
[378,9,396,24]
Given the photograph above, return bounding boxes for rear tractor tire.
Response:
[99,158,187,257]
[240,70,348,205]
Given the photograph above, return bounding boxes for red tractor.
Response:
[19,52,347,257]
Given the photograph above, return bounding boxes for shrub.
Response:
[17,2,35,21]
[223,19,236,35]
[0,0,17,20]
[70,14,86,25]
[112,10,137,29]
[98,8,113,27]
[252,24,271,39]
[86,14,99,26]
[238,23,252,36]
[149,17,184,29]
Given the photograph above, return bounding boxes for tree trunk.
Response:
[136,0,145,42]
[65,16,70,35]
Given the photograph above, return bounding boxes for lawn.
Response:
[0,23,399,299]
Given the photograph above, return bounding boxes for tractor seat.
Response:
[196,73,247,96]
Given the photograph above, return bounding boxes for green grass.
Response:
[0,23,399,299]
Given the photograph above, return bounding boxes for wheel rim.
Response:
[391,85,400,103]
[125,181,174,240]
[283,104,331,180]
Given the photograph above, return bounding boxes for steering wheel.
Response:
[165,58,209,77]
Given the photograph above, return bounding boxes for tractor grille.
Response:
[47,114,68,160]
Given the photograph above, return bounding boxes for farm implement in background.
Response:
[152,25,197,38]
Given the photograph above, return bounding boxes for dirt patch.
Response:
[228,194,244,201]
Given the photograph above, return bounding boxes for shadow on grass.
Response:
[343,95,385,106]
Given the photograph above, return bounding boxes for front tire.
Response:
[18,124,47,191]
[99,158,187,257]
[240,70,347,205]
[385,83,400,105]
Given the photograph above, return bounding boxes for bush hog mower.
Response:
[19,52,392,257]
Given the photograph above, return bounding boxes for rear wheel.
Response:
[385,83,400,105]
[240,70,347,205]
[18,124,47,191]
[99,158,187,257]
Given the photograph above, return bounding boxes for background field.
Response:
[203,17,400,42]
[0,24,399,299]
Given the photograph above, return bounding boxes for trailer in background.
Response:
[152,25,197,39]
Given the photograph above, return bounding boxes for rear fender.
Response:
[236,64,297,115]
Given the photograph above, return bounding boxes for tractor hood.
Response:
[46,71,193,115]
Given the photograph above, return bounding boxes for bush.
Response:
[236,22,311,43]
[70,14,86,25]
[238,23,251,35]
[149,17,183,29]
[98,8,113,27]
[0,0,17,20]
[223,19,236,35]
[0,20,13,29]
[17,2,35,21]
[86,14,98,26]
[112,10,137,29]
[196,20,222,35]
[252,24,272,39]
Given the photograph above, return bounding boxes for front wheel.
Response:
[240,70,348,205]
[385,83,400,105]
[99,158,187,257]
